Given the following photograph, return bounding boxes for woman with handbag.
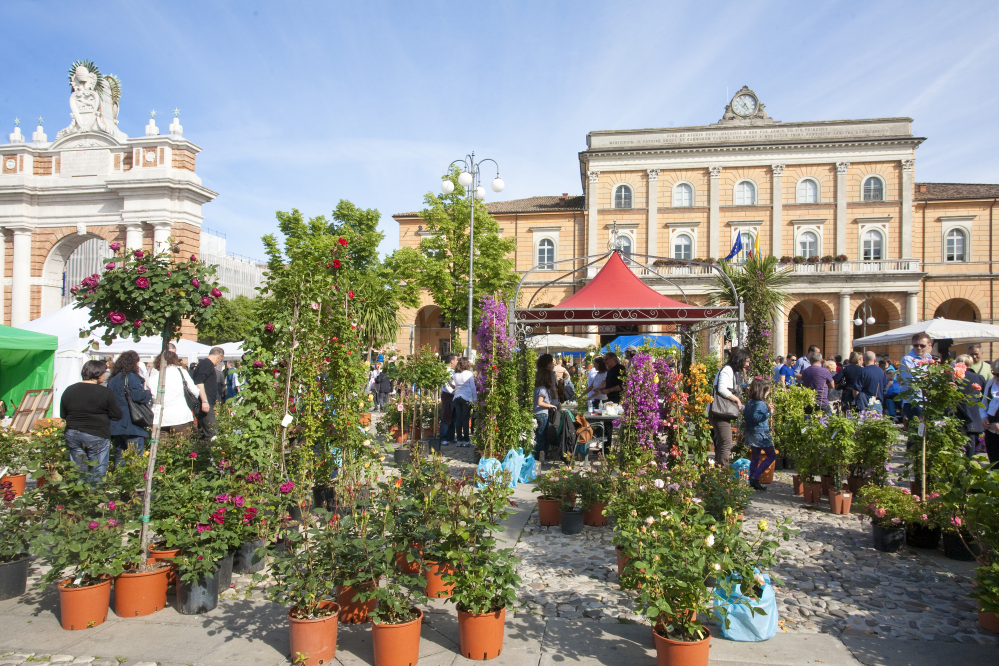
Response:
[146,350,201,434]
[533,366,560,456]
[451,357,477,447]
[709,348,750,468]
[107,350,153,464]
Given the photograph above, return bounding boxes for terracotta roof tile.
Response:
[915,182,999,200]
[394,195,584,219]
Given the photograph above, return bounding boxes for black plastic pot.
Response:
[422,437,442,454]
[906,524,941,550]
[872,524,906,553]
[0,554,30,601]
[393,448,411,465]
[233,539,265,574]
[312,485,337,511]
[175,566,221,615]
[217,552,234,591]
[783,457,794,471]
[774,457,785,471]
[560,508,584,535]
[943,531,980,561]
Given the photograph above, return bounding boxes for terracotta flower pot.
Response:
[359,412,371,426]
[395,543,422,574]
[148,544,181,587]
[114,560,170,617]
[979,611,999,634]
[758,460,775,484]
[537,497,561,526]
[583,502,607,527]
[829,491,852,514]
[1,473,26,498]
[288,601,339,666]
[371,608,423,666]
[652,627,710,666]
[615,546,631,578]
[458,605,506,661]
[34,474,46,489]
[424,561,455,599]
[803,482,822,504]
[847,476,868,494]
[58,578,111,631]
[791,475,804,496]
[820,475,833,497]
[337,582,377,624]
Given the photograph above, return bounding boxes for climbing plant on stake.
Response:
[73,242,225,564]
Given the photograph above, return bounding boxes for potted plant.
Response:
[858,485,918,552]
[835,254,848,262]
[794,419,824,503]
[906,490,943,549]
[0,481,37,600]
[579,466,613,527]
[0,425,29,496]
[697,466,753,522]
[259,510,339,666]
[816,414,855,513]
[558,471,584,535]
[532,468,570,527]
[792,255,805,264]
[443,468,520,661]
[849,410,898,492]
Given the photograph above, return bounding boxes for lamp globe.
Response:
[491,177,505,192]
[458,171,473,187]
[474,185,485,200]
[441,180,455,195]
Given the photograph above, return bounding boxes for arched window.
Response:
[945,228,966,262]
[673,234,692,260]
[796,178,818,204]
[613,185,633,209]
[673,183,693,207]
[734,181,756,205]
[798,231,819,258]
[736,231,755,262]
[537,238,555,270]
[616,234,633,258]
[862,229,883,261]
[863,176,884,202]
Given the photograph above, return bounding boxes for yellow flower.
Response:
[143,450,150,457]
[757,519,768,532]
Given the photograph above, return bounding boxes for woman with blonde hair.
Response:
[146,350,200,433]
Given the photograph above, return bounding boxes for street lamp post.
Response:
[440,152,504,355]
[853,299,876,353]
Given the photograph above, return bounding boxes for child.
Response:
[744,378,776,492]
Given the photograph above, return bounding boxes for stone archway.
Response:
[933,298,979,322]
[787,299,835,359]
[41,232,111,316]
[413,305,451,356]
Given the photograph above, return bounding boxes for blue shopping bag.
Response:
[519,452,538,483]
[730,458,751,480]
[502,448,525,489]
[712,573,778,642]
[476,457,503,488]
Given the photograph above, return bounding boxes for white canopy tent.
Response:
[93,336,211,360]
[195,341,245,360]
[852,318,999,347]
[16,303,94,417]
[526,334,595,353]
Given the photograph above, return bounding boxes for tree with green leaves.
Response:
[710,255,791,380]
[416,167,519,352]
[197,294,259,345]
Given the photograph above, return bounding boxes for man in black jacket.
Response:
[955,353,985,457]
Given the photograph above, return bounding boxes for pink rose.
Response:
[135,277,150,289]
[107,518,118,528]
[133,249,144,259]
[922,514,928,521]
[190,254,198,261]
[190,452,197,459]
[191,278,200,288]
[265,324,274,333]
[110,242,121,251]
[280,481,295,494]
[201,296,212,306]
[247,472,262,483]
[972,383,982,391]
[874,507,887,518]
[109,311,126,324]
[105,262,116,270]
[108,500,116,511]
[88,521,100,530]
[253,360,263,368]
[196,523,212,533]
[211,287,222,298]
[134,320,142,328]
[954,363,967,379]
[952,516,962,527]
[233,495,245,508]
[216,493,230,503]
[137,265,147,274]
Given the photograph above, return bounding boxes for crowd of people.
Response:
[59,346,242,482]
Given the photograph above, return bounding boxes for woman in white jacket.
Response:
[146,350,200,433]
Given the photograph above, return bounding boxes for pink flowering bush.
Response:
[857,485,919,528]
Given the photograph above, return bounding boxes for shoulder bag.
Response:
[124,373,154,428]
[177,367,202,412]
[710,368,740,420]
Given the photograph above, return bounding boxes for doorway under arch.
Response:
[933,298,978,322]
[42,234,110,316]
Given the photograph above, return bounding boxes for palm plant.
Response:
[709,255,792,379]
[356,280,402,363]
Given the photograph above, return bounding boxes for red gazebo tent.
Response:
[513,251,737,327]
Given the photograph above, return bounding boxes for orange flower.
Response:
[395,477,402,487]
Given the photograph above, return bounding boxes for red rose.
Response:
[109,311,126,324]
[348,290,354,299]
[332,259,341,268]
[133,249,144,259]
[191,278,200,288]
[265,323,274,332]
[137,265,147,274]
[190,254,198,261]
[134,320,142,328]
[338,237,348,246]
[105,262,116,270]
[211,288,222,298]
[253,360,263,368]
[135,276,150,289]
[201,296,212,306]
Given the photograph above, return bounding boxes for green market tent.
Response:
[0,325,57,415]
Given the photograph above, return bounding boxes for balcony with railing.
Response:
[648,259,921,277]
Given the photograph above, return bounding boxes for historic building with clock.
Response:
[393,86,998,361]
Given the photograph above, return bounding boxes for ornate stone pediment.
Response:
[713,86,778,127]
[50,132,122,150]
[55,61,127,142]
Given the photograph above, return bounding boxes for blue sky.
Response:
[3,0,998,260]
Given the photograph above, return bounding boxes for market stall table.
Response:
[583,411,619,455]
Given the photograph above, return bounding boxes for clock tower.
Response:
[714,86,777,126]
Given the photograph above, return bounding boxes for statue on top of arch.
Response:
[55,60,127,142]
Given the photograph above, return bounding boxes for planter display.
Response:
[829,491,852,515]
[371,608,423,666]
[288,601,340,666]
[424,561,455,599]
[582,502,607,527]
[537,497,560,527]
[395,544,422,574]
[149,543,181,587]
[393,448,411,466]
[942,531,980,561]
[791,475,804,496]
[175,566,221,615]
[560,508,584,535]
[905,524,941,549]
[802,482,822,504]
[233,538,266,574]
[337,582,377,623]
[58,578,111,631]
[820,475,833,497]
[979,611,999,634]
[458,605,506,661]
[653,628,710,666]
[1,473,26,497]
[114,561,170,617]
[872,524,906,553]
[0,555,30,601]
[218,551,235,591]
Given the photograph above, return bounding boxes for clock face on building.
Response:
[732,94,758,116]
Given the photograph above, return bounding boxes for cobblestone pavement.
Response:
[0,653,152,666]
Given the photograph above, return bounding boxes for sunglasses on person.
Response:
[913,343,929,348]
